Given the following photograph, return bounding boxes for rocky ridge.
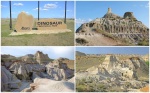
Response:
[76,8,149,46]
[1,51,74,92]
[76,54,149,92]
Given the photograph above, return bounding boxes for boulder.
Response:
[46,58,74,80]
[34,51,50,64]
[1,66,21,91]
[15,12,34,32]
[9,62,45,80]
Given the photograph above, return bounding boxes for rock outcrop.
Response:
[76,53,149,92]
[76,51,86,56]
[9,62,45,80]
[34,51,50,64]
[1,66,21,91]
[76,8,149,46]
[1,51,74,92]
[46,58,74,80]
[22,78,74,92]
[21,54,36,63]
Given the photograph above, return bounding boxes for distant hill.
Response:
[76,51,86,56]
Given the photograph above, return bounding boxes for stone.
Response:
[24,78,74,92]
[15,12,34,32]
[1,66,21,91]
[36,19,67,30]
[123,12,136,19]
[9,62,45,80]
[46,58,74,80]
[34,51,50,64]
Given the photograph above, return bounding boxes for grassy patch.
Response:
[1,18,74,46]
[138,38,149,46]
[76,56,105,72]
[63,60,74,69]
[93,28,116,40]
[145,61,149,67]
[76,38,88,45]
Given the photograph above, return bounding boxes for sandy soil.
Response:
[32,78,74,92]
[76,33,122,46]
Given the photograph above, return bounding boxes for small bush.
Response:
[76,38,88,44]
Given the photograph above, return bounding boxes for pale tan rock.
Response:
[15,12,34,32]
[36,19,67,30]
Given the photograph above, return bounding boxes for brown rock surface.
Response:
[76,8,149,46]
[34,51,50,64]
[15,12,34,32]
[36,19,67,30]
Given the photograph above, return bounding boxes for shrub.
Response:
[76,38,88,44]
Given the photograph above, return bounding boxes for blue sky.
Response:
[1,46,74,60]
[76,1,149,29]
[1,1,74,18]
[76,47,149,55]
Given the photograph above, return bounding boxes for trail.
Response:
[76,33,121,46]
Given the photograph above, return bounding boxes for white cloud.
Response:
[44,3,57,9]
[76,18,92,24]
[42,8,48,11]
[13,3,23,6]
[133,3,149,8]
[33,7,48,11]
[67,10,72,12]
[1,5,7,8]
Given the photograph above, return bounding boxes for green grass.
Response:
[138,38,149,46]
[145,61,149,67]
[1,18,74,46]
[76,56,105,72]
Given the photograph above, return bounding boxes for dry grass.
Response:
[1,18,74,46]
[76,56,105,72]
[63,60,74,70]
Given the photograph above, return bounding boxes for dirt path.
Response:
[76,33,121,46]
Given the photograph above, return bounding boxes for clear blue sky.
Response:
[76,47,149,55]
[1,46,74,60]
[1,1,74,18]
[76,1,149,29]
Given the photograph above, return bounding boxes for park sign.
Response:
[15,12,34,32]
[14,12,68,32]
[36,19,67,30]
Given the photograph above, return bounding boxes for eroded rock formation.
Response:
[46,58,74,80]
[1,51,74,92]
[76,54,149,92]
[76,8,149,46]
[34,51,50,64]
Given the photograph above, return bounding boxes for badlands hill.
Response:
[1,51,74,92]
[76,8,149,46]
[76,51,86,56]
[76,53,149,92]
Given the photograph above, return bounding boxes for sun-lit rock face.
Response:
[46,58,74,81]
[76,8,149,46]
[34,51,50,64]
[1,51,74,92]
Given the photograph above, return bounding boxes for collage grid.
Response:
[0,0,149,92]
